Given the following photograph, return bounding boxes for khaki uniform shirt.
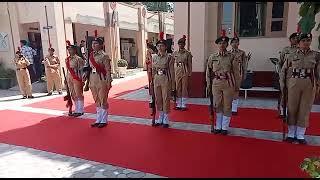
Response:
[280,49,320,89]
[14,56,30,69]
[279,45,297,69]
[89,50,112,85]
[173,49,193,77]
[152,53,175,90]
[230,48,247,83]
[206,51,240,90]
[44,55,60,74]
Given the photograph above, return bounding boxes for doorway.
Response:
[28,32,44,81]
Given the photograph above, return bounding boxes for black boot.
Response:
[284,137,295,143]
[91,122,100,128]
[221,130,228,135]
[213,129,221,134]
[297,139,307,145]
[97,123,107,128]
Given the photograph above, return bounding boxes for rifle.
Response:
[62,67,73,115]
[208,68,215,133]
[149,68,156,126]
[83,31,91,91]
[281,57,289,140]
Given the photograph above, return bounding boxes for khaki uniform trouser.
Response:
[175,74,188,98]
[16,69,32,96]
[147,66,153,96]
[212,80,234,117]
[154,74,171,113]
[287,78,316,127]
[45,70,62,93]
[67,76,84,101]
[233,74,243,99]
[89,73,111,109]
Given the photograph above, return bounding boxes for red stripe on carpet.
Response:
[0,110,318,178]
[27,97,320,136]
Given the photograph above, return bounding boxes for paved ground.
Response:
[0,71,319,178]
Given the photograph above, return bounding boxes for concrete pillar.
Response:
[38,2,68,74]
[103,2,121,75]
[136,5,147,69]
[174,2,219,97]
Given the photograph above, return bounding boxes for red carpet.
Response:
[28,97,320,136]
[0,110,318,178]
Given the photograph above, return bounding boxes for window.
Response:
[221,2,233,35]
[235,2,267,37]
[234,2,288,38]
[266,2,288,37]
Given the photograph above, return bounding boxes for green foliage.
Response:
[0,62,15,79]
[117,59,128,67]
[301,157,320,178]
[298,2,320,49]
[298,2,317,33]
[124,2,174,12]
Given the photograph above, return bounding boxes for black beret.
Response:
[298,33,312,42]
[289,32,299,40]
[215,36,229,44]
[48,47,55,52]
[156,39,167,46]
[92,37,104,45]
[230,37,239,43]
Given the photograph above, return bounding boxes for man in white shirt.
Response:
[20,40,37,82]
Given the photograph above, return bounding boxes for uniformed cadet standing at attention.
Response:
[280,32,320,145]
[172,35,193,110]
[65,41,85,117]
[83,31,112,128]
[206,30,240,135]
[43,47,62,96]
[229,33,247,115]
[13,50,34,99]
[152,32,175,128]
[278,27,300,117]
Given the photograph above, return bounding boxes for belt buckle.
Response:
[158,70,163,75]
[92,68,97,73]
[178,62,183,66]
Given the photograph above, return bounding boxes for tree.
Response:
[123,2,174,12]
[298,2,320,49]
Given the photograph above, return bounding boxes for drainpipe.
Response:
[187,2,190,50]
[61,2,68,55]
[7,2,16,53]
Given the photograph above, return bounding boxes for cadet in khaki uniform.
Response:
[206,30,240,135]
[152,32,175,128]
[14,51,34,99]
[172,35,193,110]
[43,47,62,96]
[65,41,85,117]
[280,33,320,145]
[84,36,112,128]
[278,31,299,117]
[229,33,247,115]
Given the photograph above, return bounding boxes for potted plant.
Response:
[117,59,128,78]
[0,62,16,89]
[301,157,320,178]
